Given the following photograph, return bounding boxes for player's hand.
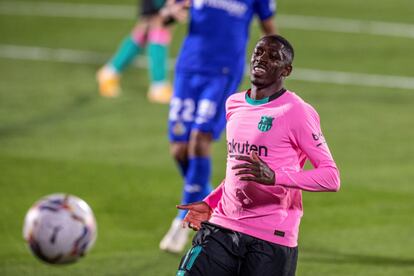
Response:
[176,201,212,231]
[161,0,190,23]
[232,151,275,186]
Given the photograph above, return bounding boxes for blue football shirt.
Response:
[176,0,276,75]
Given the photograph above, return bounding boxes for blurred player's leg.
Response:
[147,26,173,104]
[179,73,240,219]
[160,72,194,253]
[159,218,191,253]
[159,144,192,253]
[161,72,238,253]
[97,23,147,98]
[160,135,212,253]
[181,131,214,217]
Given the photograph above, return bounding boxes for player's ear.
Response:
[282,64,292,77]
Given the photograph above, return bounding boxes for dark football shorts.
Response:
[139,0,166,16]
[177,222,298,276]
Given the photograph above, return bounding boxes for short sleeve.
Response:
[254,0,276,20]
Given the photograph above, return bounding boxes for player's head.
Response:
[250,35,294,87]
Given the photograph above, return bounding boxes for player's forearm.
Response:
[160,0,189,26]
[276,166,340,192]
[260,17,277,35]
[203,180,225,209]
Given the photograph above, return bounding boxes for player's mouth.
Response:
[252,63,267,76]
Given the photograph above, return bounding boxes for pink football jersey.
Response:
[204,90,340,247]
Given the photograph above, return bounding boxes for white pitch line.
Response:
[0,44,150,68]
[279,15,414,39]
[1,1,414,39]
[0,1,133,20]
[292,68,414,90]
[0,45,107,64]
[1,44,413,90]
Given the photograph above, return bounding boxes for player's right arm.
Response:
[176,181,225,230]
[259,17,277,35]
[255,0,277,35]
[160,0,190,25]
[203,180,224,209]
[176,202,212,230]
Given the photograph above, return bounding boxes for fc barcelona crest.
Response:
[258,116,274,132]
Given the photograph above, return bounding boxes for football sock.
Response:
[108,24,147,73]
[147,28,171,83]
[109,35,143,73]
[178,157,213,220]
[176,160,189,178]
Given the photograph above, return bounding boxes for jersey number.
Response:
[169,98,195,122]
[169,98,217,124]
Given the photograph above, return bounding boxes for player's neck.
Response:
[250,83,284,100]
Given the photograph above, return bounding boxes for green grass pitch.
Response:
[1,0,414,275]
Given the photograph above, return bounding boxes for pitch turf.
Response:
[1,0,414,275]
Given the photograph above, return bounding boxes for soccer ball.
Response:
[23,194,97,264]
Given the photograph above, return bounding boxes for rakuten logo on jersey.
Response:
[227,139,268,157]
[193,0,247,17]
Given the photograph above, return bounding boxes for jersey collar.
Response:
[245,88,287,105]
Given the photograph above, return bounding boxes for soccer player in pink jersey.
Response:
[175,35,340,275]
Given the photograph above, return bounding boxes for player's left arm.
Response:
[276,104,341,192]
[232,152,276,185]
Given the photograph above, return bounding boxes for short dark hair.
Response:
[260,35,294,64]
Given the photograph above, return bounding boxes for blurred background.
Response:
[1,0,414,275]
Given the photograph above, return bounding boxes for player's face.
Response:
[250,39,292,87]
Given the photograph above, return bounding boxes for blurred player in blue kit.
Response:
[97,0,187,103]
[160,0,277,253]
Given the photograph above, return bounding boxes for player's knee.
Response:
[170,143,188,163]
[189,131,212,157]
[131,23,148,45]
[148,26,171,44]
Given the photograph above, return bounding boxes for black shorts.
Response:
[139,0,166,16]
[177,222,298,276]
